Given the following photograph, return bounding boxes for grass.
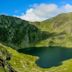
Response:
[0,44,72,72]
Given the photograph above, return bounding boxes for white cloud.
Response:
[63,4,72,12]
[17,3,72,22]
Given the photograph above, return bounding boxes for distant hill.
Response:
[32,12,72,47]
[40,12,72,33]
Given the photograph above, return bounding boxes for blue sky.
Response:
[0,0,72,21]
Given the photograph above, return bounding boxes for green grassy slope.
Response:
[33,12,72,47]
[0,44,72,72]
[0,15,52,49]
[0,12,72,72]
[34,12,72,32]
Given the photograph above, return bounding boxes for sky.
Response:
[0,0,72,21]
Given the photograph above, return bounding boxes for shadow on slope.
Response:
[0,15,58,49]
[0,15,66,49]
[18,46,72,68]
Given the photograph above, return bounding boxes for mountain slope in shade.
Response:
[0,15,54,49]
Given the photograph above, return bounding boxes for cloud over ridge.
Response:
[18,3,72,22]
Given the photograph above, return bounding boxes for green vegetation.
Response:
[0,15,54,49]
[0,44,17,72]
[0,12,72,72]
